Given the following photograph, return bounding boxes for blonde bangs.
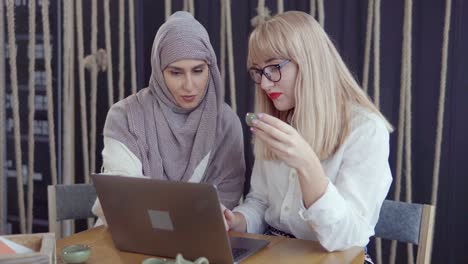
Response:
[247,20,292,69]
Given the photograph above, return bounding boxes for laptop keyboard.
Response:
[231,247,249,259]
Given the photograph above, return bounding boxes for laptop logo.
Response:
[147,209,175,231]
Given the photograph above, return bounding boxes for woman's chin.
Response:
[175,96,201,110]
[273,102,294,112]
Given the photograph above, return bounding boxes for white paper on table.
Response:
[0,237,35,254]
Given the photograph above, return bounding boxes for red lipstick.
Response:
[268,92,282,100]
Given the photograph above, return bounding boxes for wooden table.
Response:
[57,227,364,264]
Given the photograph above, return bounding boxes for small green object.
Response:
[142,258,168,264]
[61,244,91,264]
[245,112,258,127]
[142,254,209,264]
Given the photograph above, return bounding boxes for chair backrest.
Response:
[47,184,97,238]
[374,200,435,264]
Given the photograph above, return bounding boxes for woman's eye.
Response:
[193,68,204,74]
[171,71,182,76]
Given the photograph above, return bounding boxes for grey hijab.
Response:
[103,12,245,208]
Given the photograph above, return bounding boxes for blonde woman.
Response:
[222,11,392,259]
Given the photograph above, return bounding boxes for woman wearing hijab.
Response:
[92,12,245,226]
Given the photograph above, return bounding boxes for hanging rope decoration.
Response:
[390,32,407,264]
[362,0,374,93]
[75,0,90,183]
[310,0,316,18]
[428,1,452,261]
[317,0,324,27]
[277,0,284,14]
[0,0,6,235]
[361,0,383,261]
[432,0,452,207]
[389,0,413,263]
[225,0,236,113]
[62,0,76,187]
[89,16,101,229]
[182,0,195,14]
[83,50,108,72]
[26,0,36,234]
[390,0,414,263]
[375,227,383,264]
[62,0,70,186]
[129,0,137,94]
[310,0,325,26]
[119,0,125,100]
[42,0,58,188]
[374,0,382,264]
[309,0,325,31]
[391,4,406,264]
[69,0,76,185]
[220,0,226,86]
[7,0,26,234]
[403,1,414,263]
[104,0,114,108]
[251,0,271,27]
[64,0,82,235]
[188,0,195,16]
[220,0,237,112]
[373,0,381,108]
[165,0,171,20]
[97,0,114,187]
[89,0,98,176]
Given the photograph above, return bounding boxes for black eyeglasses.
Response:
[248,60,291,84]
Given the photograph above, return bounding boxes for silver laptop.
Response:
[91,174,269,264]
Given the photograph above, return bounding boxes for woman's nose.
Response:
[183,74,195,91]
[260,74,274,90]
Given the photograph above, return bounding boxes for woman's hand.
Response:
[250,113,329,207]
[220,203,247,232]
[250,113,319,170]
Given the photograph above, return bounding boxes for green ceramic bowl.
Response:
[142,258,168,264]
[61,244,91,264]
[245,112,258,127]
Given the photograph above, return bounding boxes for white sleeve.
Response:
[92,137,144,226]
[232,161,268,234]
[298,118,392,251]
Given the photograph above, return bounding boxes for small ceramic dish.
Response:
[142,258,168,264]
[61,244,91,263]
[142,254,208,264]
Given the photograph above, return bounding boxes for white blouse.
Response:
[233,107,392,252]
[91,137,210,226]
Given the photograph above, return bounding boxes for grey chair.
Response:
[374,199,435,264]
[47,184,97,238]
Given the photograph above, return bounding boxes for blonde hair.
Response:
[248,11,392,160]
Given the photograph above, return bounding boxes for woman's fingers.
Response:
[224,208,235,222]
[252,119,289,143]
[257,113,295,135]
[252,127,288,152]
[220,203,235,231]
